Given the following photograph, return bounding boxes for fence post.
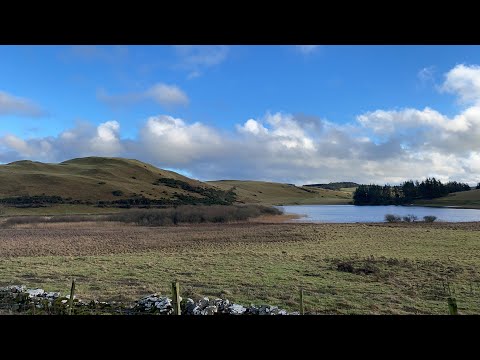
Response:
[68,279,76,315]
[448,297,458,315]
[172,281,181,315]
[300,288,305,315]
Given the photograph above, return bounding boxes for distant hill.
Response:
[207,180,353,205]
[0,157,235,207]
[303,182,359,190]
[414,189,480,209]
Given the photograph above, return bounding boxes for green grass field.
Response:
[1,221,479,314]
[208,180,354,205]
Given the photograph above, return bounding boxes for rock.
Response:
[228,304,246,315]
[44,292,60,299]
[201,306,218,315]
[258,305,270,315]
[182,298,196,315]
[192,306,202,315]
[1,285,26,293]
[268,306,279,315]
[245,305,259,315]
[27,289,45,298]
[198,297,209,310]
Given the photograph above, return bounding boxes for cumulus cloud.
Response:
[0,121,125,163]
[3,64,480,185]
[0,91,46,117]
[138,115,224,165]
[98,83,189,109]
[441,64,480,104]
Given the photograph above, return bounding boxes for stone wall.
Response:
[0,285,295,315]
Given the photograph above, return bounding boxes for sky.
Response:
[1,45,480,185]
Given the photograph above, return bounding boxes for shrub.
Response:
[112,190,124,197]
[0,205,283,228]
[402,214,418,222]
[0,215,106,228]
[385,214,401,223]
[423,215,437,223]
[106,204,283,226]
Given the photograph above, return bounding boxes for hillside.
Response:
[0,157,234,207]
[207,180,353,205]
[414,189,480,209]
[304,182,359,190]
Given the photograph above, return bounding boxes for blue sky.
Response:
[1,45,480,184]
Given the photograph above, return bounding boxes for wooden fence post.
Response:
[300,288,305,315]
[172,281,181,315]
[448,297,458,315]
[68,279,76,315]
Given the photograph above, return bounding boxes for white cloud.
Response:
[138,115,224,165]
[98,83,189,109]
[0,121,125,163]
[237,119,269,136]
[90,121,122,155]
[441,64,480,104]
[146,84,189,107]
[296,45,320,54]
[0,91,45,117]
[174,45,229,78]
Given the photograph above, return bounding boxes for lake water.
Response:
[279,205,480,223]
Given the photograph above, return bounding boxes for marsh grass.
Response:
[1,204,282,228]
[107,204,282,226]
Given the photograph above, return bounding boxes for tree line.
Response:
[353,178,471,205]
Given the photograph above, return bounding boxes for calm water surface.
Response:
[279,205,480,223]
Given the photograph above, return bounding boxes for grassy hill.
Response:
[0,157,234,213]
[414,189,480,209]
[207,180,353,205]
[304,182,359,190]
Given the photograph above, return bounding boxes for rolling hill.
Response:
[414,189,480,209]
[0,157,234,207]
[207,180,354,205]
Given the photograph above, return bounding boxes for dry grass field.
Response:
[1,219,480,314]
